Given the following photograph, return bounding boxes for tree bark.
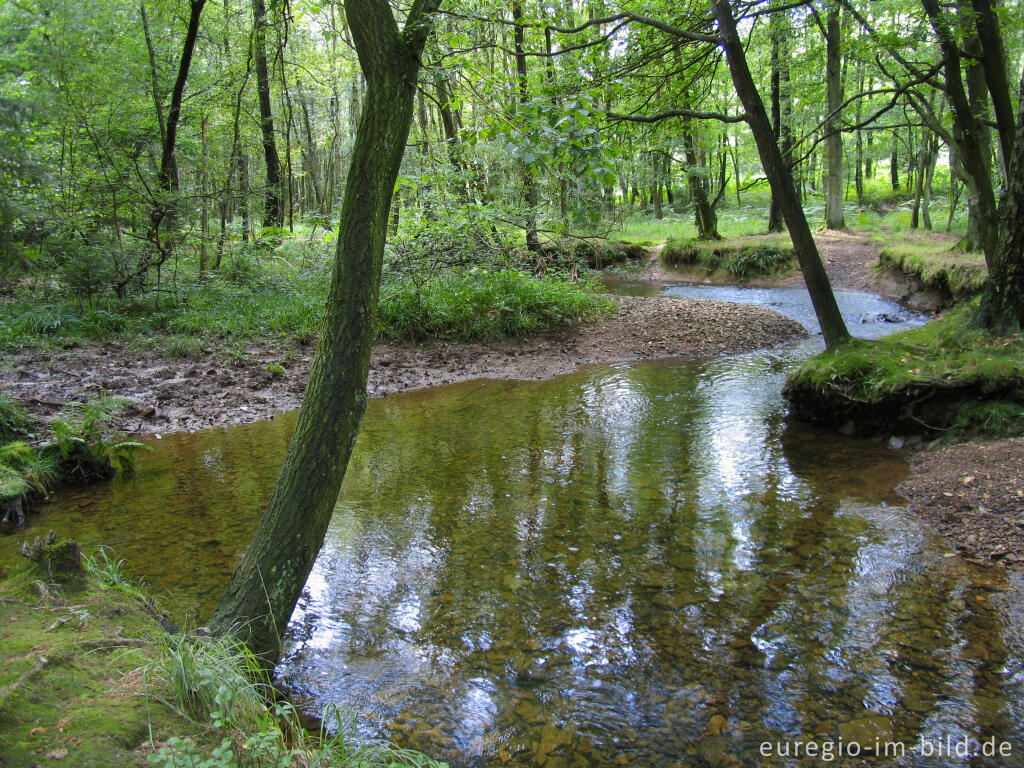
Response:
[712,0,850,348]
[824,1,845,229]
[512,2,540,252]
[252,0,283,228]
[767,4,791,232]
[682,121,720,240]
[209,0,441,663]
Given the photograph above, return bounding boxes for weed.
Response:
[166,335,205,361]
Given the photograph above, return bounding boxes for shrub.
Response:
[377,269,614,341]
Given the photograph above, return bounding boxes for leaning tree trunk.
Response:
[712,0,850,348]
[210,0,442,663]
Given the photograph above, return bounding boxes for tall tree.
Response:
[210,0,442,662]
[512,1,541,252]
[252,0,283,227]
[920,0,1024,330]
[823,0,846,229]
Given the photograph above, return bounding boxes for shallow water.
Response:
[4,287,1023,767]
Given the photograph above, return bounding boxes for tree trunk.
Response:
[210,0,442,663]
[252,0,283,228]
[824,1,845,230]
[682,121,720,240]
[768,5,791,233]
[712,0,850,348]
[512,2,540,252]
[200,115,209,274]
[146,0,206,275]
[981,104,1024,330]
[652,152,663,220]
[140,1,177,188]
[890,130,899,191]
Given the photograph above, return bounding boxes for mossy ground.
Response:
[874,231,987,301]
[660,234,795,281]
[0,566,217,767]
[785,305,1024,440]
[0,553,447,768]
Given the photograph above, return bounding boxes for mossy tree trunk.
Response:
[712,0,850,349]
[209,0,441,663]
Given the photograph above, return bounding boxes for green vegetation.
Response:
[378,269,615,342]
[875,233,988,300]
[0,548,448,768]
[661,234,794,280]
[784,305,1024,441]
[0,395,143,530]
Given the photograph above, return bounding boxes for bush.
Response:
[377,269,615,342]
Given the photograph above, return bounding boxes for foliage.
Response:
[377,269,615,342]
[0,394,30,441]
[51,394,146,480]
[0,440,58,501]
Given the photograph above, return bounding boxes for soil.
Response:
[897,438,1024,567]
[0,295,806,436]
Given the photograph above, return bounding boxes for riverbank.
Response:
[0,295,807,436]
[0,548,444,768]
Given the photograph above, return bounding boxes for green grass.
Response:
[377,269,615,342]
[785,305,1024,441]
[0,549,449,768]
[874,232,987,300]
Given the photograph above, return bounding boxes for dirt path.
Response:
[0,296,805,436]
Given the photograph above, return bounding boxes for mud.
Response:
[0,296,806,436]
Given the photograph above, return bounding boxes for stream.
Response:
[4,282,1024,767]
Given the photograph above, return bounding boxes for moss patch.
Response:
[784,305,1024,440]
[0,552,449,768]
[875,232,987,301]
[0,568,205,766]
[661,234,794,280]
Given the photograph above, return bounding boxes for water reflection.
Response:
[276,354,1022,768]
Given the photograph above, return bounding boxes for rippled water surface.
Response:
[4,287,1023,768]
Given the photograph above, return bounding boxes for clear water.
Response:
[5,287,1022,768]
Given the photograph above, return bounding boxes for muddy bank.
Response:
[0,295,806,436]
[898,438,1024,568]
